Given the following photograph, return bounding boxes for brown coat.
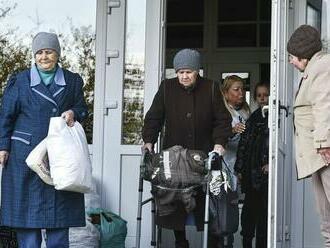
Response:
[142,76,232,230]
[294,51,330,179]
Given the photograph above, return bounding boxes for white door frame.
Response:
[268,0,294,247]
[93,0,109,200]
[93,0,166,246]
[144,0,166,118]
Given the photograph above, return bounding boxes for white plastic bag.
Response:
[47,117,92,193]
[85,177,101,210]
[69,218,100,248]
[25,139,54,185]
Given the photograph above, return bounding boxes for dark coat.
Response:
[142,76,232,230]
[143,76,232,154]
[0,66,88,228]
[234,108,269,193]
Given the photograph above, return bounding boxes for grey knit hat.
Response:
[287,25,322,59]
[32,32,61,56]
[173,49,201,72]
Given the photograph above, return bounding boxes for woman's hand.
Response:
[232,122,246,134]
[0,150,9,167]
[142,143,153,153]
[261,164,269,174]
[61,110,75,127]
[213,144,225,156]
[236,172,243,182]
[317,147,330,165]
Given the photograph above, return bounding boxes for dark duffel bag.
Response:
[142,145,208,190]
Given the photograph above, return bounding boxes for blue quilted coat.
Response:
[0,65,88,228]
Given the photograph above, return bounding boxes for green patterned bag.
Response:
[87,208,127,248]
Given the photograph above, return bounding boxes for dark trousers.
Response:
[174,230,234,248]
[208,233,234,248]
[241,188,268,248]
[16,228,69,248]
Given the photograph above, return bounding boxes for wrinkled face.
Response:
[255,86,269,108]
[176,69,198,87]
[35,49,58,71]
[224,81,245,107]
[288,54,308,72]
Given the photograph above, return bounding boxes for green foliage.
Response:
[0,37,31,96]
[0,1,30,96]
[122,66,145,145]
[55,25,95,143]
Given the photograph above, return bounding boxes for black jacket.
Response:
[234,108,269,192]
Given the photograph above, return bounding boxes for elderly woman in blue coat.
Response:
[0,32,88,247]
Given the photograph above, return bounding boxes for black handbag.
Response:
[208,156,239,236]
[0,226,18,248]
[209,189,239,236]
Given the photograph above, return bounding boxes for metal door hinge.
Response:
[104,101,118,115]
[289,0,294,9]
[284,225,290,240]
[108,0,120,14]
[279,100,289,117]
[106,50,119,65]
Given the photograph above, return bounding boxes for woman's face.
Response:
[225,81,245,107]
[176,69,198,87]
[288,54,308,72]
[35,49,58,71]
[256,86,269,107]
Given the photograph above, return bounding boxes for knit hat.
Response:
[32,32,61,56]
[287,25,322,59]
[173,49,201,72]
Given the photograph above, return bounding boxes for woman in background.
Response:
[234,82,270,248]
[210,75,250,248]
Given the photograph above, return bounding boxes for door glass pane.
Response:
[0,0,96,143]
[260,23,271,47]
[260,0,271,21]
[218,24,257,47]
[307,4,321,29]
[218,0,257,21]
[322,0,330,51]
[167,0,204,22]
[166,25,204,48]
[121,0,146,145]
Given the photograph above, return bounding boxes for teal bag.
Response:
[87,208,127,248]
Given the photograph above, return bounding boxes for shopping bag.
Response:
[69,217,100,248]
[25,138,53,185]
[209,155,239,236]
[47,117,92,193]
[87,208,127,248]
[209,189,239,236]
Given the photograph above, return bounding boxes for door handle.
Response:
[279,104,289,117]
[104,101,118,115]
[262,105,269,118]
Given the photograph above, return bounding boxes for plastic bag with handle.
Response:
[47,117,92,193]
[25,138,53,185]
